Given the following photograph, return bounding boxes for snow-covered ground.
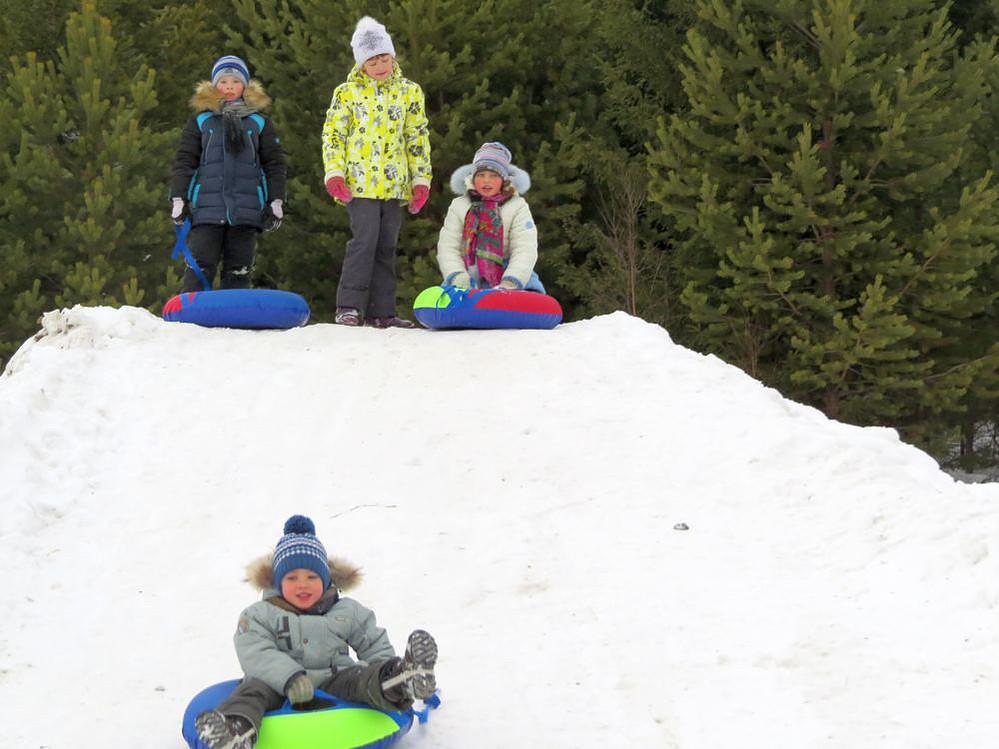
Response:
[1,305,996,749]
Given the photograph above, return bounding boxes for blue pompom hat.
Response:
[211,55,250,87]
[272,515,331,590]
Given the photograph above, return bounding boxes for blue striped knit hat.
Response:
[211,55,250,86]
[272,515,331,590]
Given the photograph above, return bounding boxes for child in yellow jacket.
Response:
[321,16,432,328]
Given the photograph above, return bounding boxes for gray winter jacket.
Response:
[233,554,396,696]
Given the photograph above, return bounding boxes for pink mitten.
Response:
[325,176,353,203]
[408,184,430,215]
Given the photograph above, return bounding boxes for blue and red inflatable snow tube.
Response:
[163,289,310,330]
[413,285,562,330]
[181,679,440,749]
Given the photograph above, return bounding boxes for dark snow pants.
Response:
[216,662,409,731]
[336,198,403,318]
[181,224,257,292]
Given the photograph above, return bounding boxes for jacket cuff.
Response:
[501,275,525,290]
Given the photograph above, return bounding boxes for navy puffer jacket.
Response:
[170,80,286,230]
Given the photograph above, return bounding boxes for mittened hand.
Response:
[170,197,186,225]
[497,279,519,290]
[325,176,353,203]
[408,184,430,215]
[285,673,314,705]
[263,199,283,232]
[447,272,471,290]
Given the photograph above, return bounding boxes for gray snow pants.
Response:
[216,661,409,731]
[336,198,403,318]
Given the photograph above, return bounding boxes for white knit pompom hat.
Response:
[351,16,395,65]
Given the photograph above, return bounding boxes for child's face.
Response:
[362,54,394,81]
[215,75,245,101]
[280,568,325,610]
[473,170,503,197]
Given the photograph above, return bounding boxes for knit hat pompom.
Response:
[351,16,395,65]
[211,55,250,87]
[272,514,331,591]
[284,514,316,535]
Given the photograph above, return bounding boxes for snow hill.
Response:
[1,305,997,749]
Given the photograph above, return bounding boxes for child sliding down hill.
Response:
[194,515,437,749]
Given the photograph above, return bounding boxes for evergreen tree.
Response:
[0,0,74,74]
[648,0,999,444]
[138,1,233,127]
[549,0,691,325]
[0,1,175,368]
[948,0,999,41]
[938,1,999,467]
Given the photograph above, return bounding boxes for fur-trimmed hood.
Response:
[245,553,362,594]
[189,79,272,113]
[450,163,531,196]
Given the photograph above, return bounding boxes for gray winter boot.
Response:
[194,710,257,749]
[380,629,438,700]
[334,307,362,326]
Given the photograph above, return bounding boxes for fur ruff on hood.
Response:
[189,79,272,114]
[245,553,362,592]
[450,163,531,196]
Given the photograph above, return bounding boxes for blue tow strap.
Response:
[172,219,211,292]
[407,692,441,725]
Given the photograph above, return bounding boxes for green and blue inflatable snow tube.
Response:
[413,284,562,330]
[181,680,440,749]
[163,289,310,330]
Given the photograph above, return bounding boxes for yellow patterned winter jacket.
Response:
[321,62,432,202]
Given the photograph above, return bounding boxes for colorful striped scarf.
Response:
[462,193,510,288]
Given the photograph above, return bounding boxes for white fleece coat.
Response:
[436,167,538,289]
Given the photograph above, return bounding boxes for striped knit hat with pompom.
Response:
[272,515,331,590]
[211,55,250,86]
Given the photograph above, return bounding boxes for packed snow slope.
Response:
[1,305,997,749]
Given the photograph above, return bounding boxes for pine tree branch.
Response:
[790,21,820,50]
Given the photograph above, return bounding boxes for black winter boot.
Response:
[365,315,417,329]
[378,657,411,708]
[379,629,438,701]
[194,710,257,749]
[404,629,438,698]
